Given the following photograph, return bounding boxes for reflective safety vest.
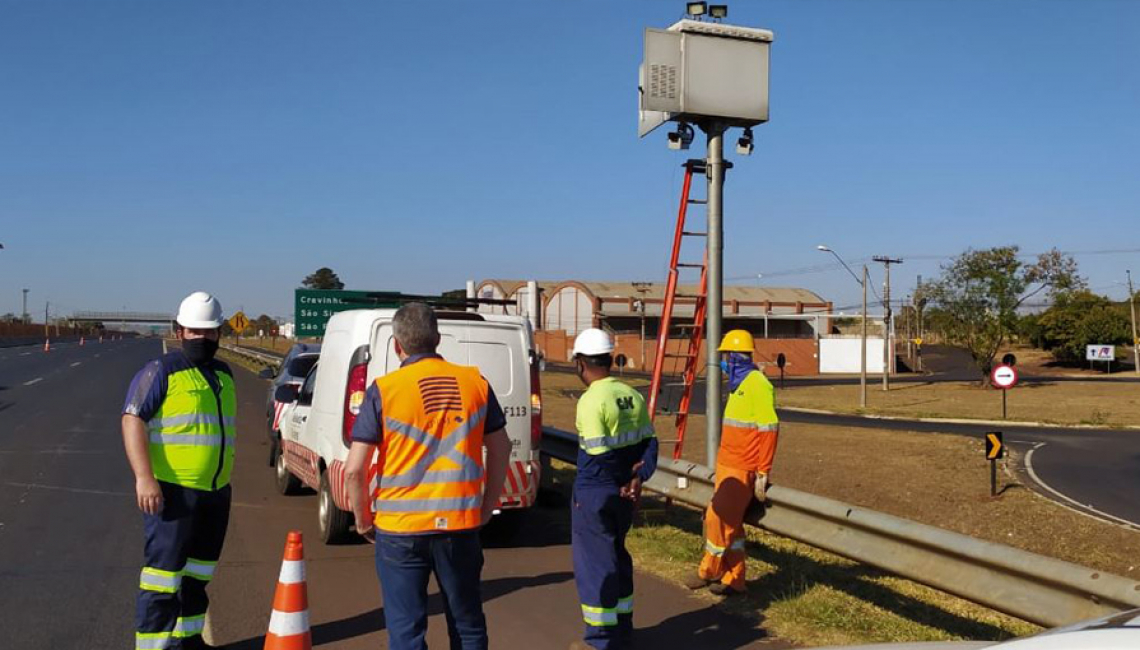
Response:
[372,358,490,534]
[576,377,654,456]
[147,363,237,491]
[720,369,779,473]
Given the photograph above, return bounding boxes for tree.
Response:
[301,267,345,290]
[1035,290,1131,362]
[253,314,278,337]
[925,246,1083,378]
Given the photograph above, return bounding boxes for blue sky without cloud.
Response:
[1,0,1138,320]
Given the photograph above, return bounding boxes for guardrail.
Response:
[220,343,284,366]
[541,426,1140,628]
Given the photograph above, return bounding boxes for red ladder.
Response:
[648,159,709,461]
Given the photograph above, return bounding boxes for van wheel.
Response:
[319,471,353,544]
[274,442,302,495]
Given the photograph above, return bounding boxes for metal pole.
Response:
[883,262,891,391]
[861,265,868,408]
[1128,270,1138,375]
[22,289,28,323]
[639,301,647,370]
[705,125,726,467]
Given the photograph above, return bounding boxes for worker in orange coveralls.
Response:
[684,329,778,596]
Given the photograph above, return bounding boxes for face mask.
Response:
[182,337,219,364]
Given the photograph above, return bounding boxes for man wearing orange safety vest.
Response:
[345,303,511,650]
[684,329,778,596]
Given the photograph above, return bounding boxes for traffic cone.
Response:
[43,338,50,352]
[80,336,85,346]
[264,531,311,650]
[99,334,103,344]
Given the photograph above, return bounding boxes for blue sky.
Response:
[1,0,1138,320]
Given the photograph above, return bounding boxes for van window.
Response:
[466,342,514,398]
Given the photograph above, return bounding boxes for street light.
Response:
[818,244,869,408]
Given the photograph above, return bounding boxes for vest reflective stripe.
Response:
[140,567,181,593]
[183,558,217,582]
[722,418,778,433]
[149,433,235,447]
[148,413,236,430]
[378,408,486,489]
[582,604,619,626]
[147,365,236,490]
[173,615,206,637]
[372,358,489,533]
[374,494,483,513]
[136,632,173,650]
[617,596,633,614]
[579,423,654,452]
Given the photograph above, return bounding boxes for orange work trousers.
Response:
[697,464,755,592]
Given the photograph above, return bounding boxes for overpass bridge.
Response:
[69,311,175,325]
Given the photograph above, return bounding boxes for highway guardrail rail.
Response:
[540,426,1140,628]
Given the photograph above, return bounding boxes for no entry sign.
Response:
[991,364,1018,389]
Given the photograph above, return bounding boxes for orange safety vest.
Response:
[372,357,490,534]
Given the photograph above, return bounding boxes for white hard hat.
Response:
[176,291,224,329]
[572,328,614,357]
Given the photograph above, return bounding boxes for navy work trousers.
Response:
[572,485,635,650]
[375,529,488,650]
[136,482,231,650]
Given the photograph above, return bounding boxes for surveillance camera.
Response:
[667,123,694,151]
[736,139,753,156]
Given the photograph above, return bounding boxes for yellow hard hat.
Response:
[718,329,755,353]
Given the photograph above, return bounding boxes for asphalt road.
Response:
[0,340,786,649]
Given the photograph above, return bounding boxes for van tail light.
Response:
[343,346,371,448]
[530,357,543,447]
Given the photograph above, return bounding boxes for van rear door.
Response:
[368,318,538,509]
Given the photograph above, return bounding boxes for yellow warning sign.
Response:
[229,311,250,334]
[986,432,1004,460]
[914,338,923,346]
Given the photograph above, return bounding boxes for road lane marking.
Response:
[71,362,82,367]
[1023,443,1140,531]
[4,481,130,497]
[23,378,43,386]
[20,352,31,356]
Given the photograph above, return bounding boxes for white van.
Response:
[273,309,543,543]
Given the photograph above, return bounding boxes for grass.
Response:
[777,379,1140,427]
[545,458,1040,647]
[540,371,1140,646]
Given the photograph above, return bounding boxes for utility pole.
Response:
[22,289,29,323]
[861,265,868,408]
[1128,270,1138,375]
[705,123,726,467]
[873,256,903,391]
[44,302,49,338]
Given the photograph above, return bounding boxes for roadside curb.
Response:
[779,406,1140,431]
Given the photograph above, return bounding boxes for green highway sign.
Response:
[294,290,401,337]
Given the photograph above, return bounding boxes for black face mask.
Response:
[182,338,219,364]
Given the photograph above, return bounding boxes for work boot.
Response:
[682,574,713,590]
[708,583,744,597]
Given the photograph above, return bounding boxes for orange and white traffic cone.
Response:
[43,338,50,352]
[264,531,311,650]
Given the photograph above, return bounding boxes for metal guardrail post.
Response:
[540,427,1140,628]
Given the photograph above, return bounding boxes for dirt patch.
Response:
[778,379,1140,427]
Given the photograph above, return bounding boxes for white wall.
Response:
[819,337,886,374]
[545,287,594,335]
